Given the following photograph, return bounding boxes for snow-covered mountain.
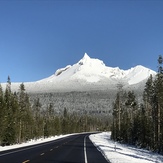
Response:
[42,53,156,85]
[3,53,156,93]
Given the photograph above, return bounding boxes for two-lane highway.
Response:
[0,133,109,163]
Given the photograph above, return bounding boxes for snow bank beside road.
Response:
[0,134,72,152]
[89,132,163,163]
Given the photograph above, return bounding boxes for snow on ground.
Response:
[0,134,73,152]
[89,132,163,163]
[1,131,163,163]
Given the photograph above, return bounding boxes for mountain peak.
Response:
[83,53,90,59]
[78,53,91,65]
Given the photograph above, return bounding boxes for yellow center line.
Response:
[22,160,30,163]
[40,153,45,156]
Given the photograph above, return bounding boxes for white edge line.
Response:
[84,135,88,163]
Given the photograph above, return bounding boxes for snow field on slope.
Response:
[89,132,163,163]
[39,53,156,85]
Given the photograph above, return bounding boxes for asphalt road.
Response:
[0,133,109,163]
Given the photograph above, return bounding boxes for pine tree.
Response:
[18,83,26,143]
[1,77,17,145]
[6,76,11,92]
[32,98,43,138]
[44,103,55,137]
[153,55,163,151]
[111,88,127,141]
[54,116,61,135]
[23,93,33,141]
[17,83,33,142]
[62,107,68,134]
[112,93,120,141]
[143,74,154,149]
[125,91,137,144]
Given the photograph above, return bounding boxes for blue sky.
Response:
[0,0,163,82]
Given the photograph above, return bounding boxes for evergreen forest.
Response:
[0,76,108,146]
[111,55,163,153]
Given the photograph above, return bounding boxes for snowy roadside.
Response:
[0,134,73,152]
[1,131,162,163]
[89,132,163,163]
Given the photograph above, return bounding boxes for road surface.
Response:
[0,133,109,163]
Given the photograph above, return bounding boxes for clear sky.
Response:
[0,0,163,83]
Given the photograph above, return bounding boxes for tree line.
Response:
[111,55,163,153]
[0,77,108,146]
